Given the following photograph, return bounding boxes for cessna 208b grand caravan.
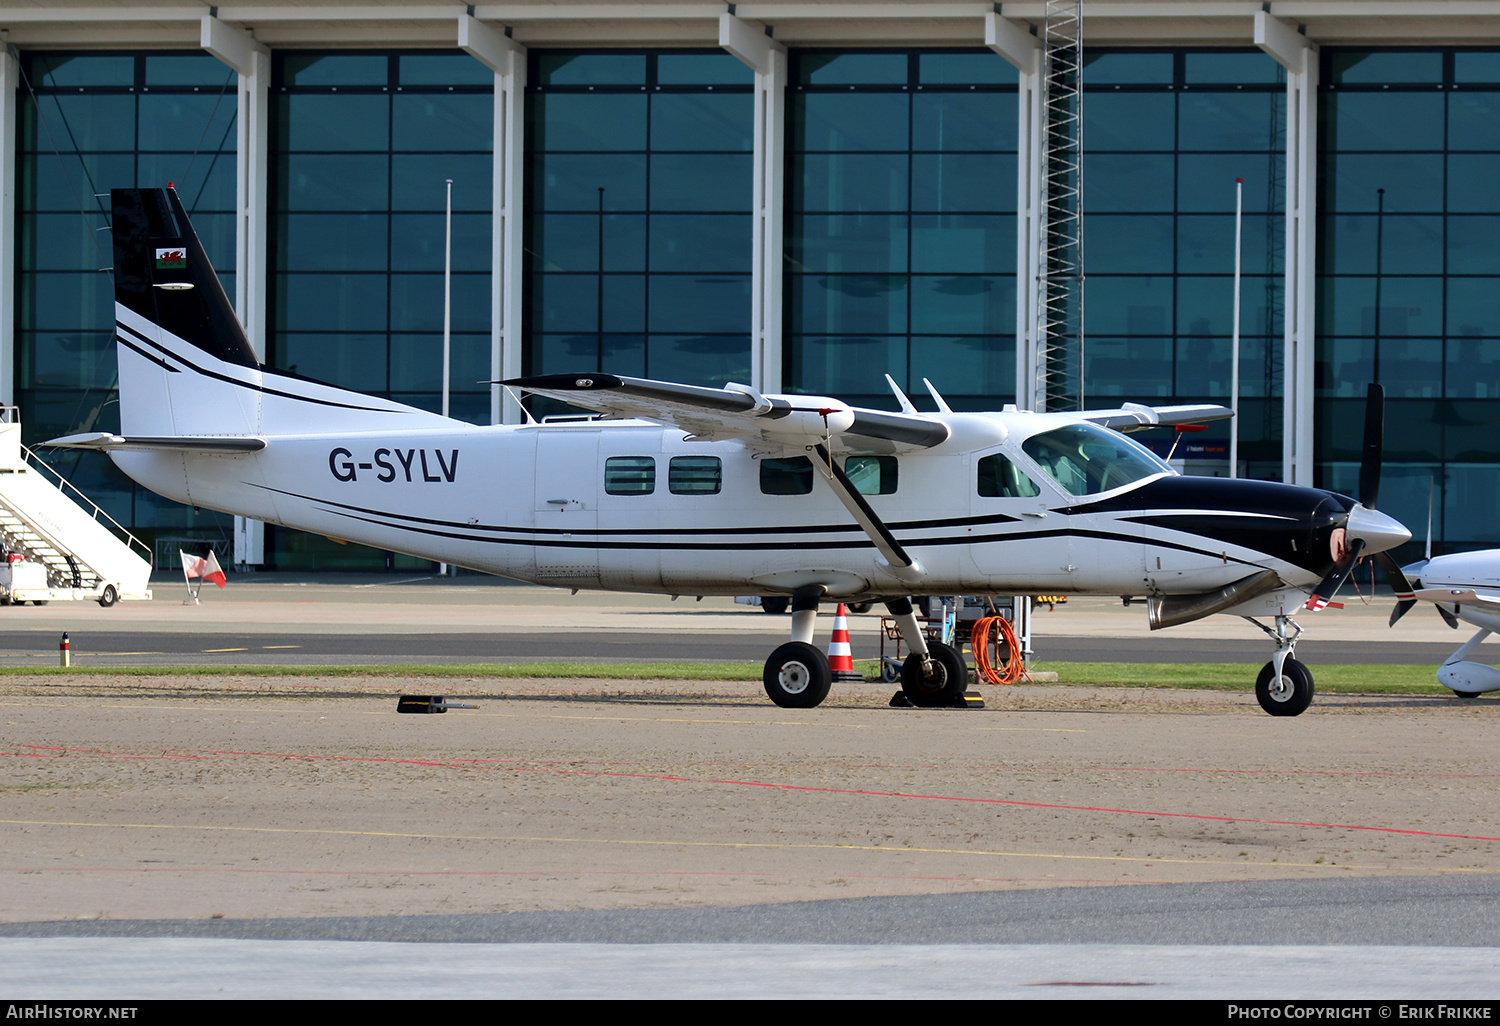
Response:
[49,188,1413,716]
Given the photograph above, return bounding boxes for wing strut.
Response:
[808,444,923,578]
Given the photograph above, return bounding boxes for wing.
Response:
[503,374,950,454]
[1077,401,1234,433]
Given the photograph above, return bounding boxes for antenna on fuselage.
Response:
[922,378,954,414]
[884,374,918,414]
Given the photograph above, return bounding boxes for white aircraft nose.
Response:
[1345,504,1411,555]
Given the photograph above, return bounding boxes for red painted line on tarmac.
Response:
[15,744,1500,844]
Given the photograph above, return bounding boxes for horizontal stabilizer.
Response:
[43,432,267,454]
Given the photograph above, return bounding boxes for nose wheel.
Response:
[1255,658,1314,716]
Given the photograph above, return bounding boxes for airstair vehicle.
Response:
[0,409,152,607]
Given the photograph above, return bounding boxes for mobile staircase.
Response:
[0,409,152,607]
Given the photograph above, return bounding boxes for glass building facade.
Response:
[7,32,1500,566]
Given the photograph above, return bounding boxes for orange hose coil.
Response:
[970,615,1031,686]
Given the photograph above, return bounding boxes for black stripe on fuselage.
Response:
[116,320,416,415]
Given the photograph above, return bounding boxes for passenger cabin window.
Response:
[760,456,814,495]
[977,454,1040,498]
[604,456,655,495]
[669,456,722,495]
[845,455,897,495]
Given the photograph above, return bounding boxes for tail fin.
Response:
[110,187,450,439]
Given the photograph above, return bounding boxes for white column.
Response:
[203,14,269,566]
[0,44,17,409]
[459,14,526,425]
[1256,10,1318,487]
[721,14,786,393]
[986,13,1042,411]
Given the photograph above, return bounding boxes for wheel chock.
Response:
[888,690,985,709]
[397,695,477,714]
[889,691,913,707]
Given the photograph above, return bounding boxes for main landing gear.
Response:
[1246,613,1314,716]
[760,587,968,709]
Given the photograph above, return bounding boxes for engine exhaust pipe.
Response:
[1148,570,1282,630]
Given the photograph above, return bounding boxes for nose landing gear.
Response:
[1247,613,1314,716]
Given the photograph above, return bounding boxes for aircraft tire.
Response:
[761,596,789,616]
[1255,658,1314,716]
[1452,690,1482,699]
[763,642,832,708]
[901,642,969,707]
[98,585,118,608]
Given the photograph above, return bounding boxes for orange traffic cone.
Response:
[828,603,863,682]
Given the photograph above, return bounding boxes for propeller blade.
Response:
[1360,383,1385,509]
[1375,551,1418,626]
[1305,537,1366,612]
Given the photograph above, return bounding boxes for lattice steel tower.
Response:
[1035,0,1084,412]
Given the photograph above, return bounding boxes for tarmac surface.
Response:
[2,573,1498,999]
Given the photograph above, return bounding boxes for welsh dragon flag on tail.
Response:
[181,550,227,589]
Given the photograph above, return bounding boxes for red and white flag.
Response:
[180,550,227,588]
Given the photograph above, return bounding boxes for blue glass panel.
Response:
[532,153,647,211]
[649,153,752,211]
[534,213,645,272]
[918,52,1016,86]
[1447,339,1500,399]
[276,273,388,332]
[910,153,1014,213]
[390,212,492,272]
[1085,93,1176,151]
[656,53,754,86]
[1174,336,1233,397]
[1083,276,1172,335]
[1178,276,1277,336]
[1182,52,1284,85]
[1176,214,1281,276]
[649,93,753,152]
[1378,338,1443,398]
[1082,153,1174,213]
[282,54,389,87]
[1085,337,1174,397]
[646,335,752,386]
[390,273,492,332]
[22,332,116,390]
[28,94,135,151]
[137,152,237,212]
[909,276,1013,334]
[911,215,1013,274]
[1454,52,1500,84]
[911,93,1013,152]
[909,337,1014,398]
[1177,93,1284,151]
[1083,52,1175,85]
[21,213,112,272]
[789,336,907,395]
[1087,214,1174,274]
[279,213,388,271]
[145,55,236,88]
[1320,214,1442,275]
[1449,92,1500,151]
[531,94,646,150]
[648,215,751,273]
[1449,217,1500,274]
[1448,278,1500,336]
[1329,51,1443,85]
[21,152,134,211]
[532,273,646,333]
[798,53,908,86]
[33,55,134,88]
[1322,153,1443,213]
[793,93,909,151]
[792,214,908,274]
[278,154,390,211]
[1317,276,1443,336]
[278,94,390,151]
[791,275,908,335]
[796,154,909,212]
[399,54,495,86]
[393,93,493,151]
[276,334,389,391]
[391,333,490,391]
[19,272,114,331]
[648,275,752,333]
[1317,338,1375,398]
[1448,155,1500,213]
[1444,464,1500,544]
[537,54,646,87]
[1177,153,1283,213]
[536,333,600,374]
[1323,93,1444,151]
[391,153,493,211]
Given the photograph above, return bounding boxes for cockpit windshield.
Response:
[1020,422,1172,496]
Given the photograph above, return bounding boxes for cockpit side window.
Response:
[1020,422,1169,496]
[976,453,1040,498]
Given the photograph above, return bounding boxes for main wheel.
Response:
[97,584,118,608]
[760,596,789,616]
[1255,658,1314,716]
[1452,690,1482,699]
[763,642,832,708]
[901,642,969,707]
